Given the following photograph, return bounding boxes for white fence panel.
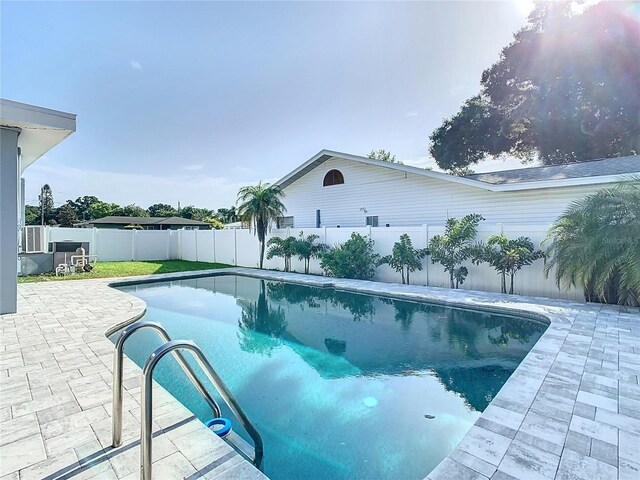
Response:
[195,230,215,263]
[133,231,170,261]
[47,227,93,244]
[96,230,135,261]
[180,230,197,262]
[236,229,261,268]
[169,231,180,259]
[35,222,586,302]
[214,230,237,266]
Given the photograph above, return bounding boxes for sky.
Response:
[1,1,535,210]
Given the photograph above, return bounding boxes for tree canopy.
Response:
[237,181,286,269]
[367,149,402,164]
[429,1,640,171]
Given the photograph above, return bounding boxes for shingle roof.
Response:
[465,155,640,185]
[87,216,208,225]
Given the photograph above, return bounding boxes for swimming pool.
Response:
[114,274,547,479]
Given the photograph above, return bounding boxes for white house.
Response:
[0,99,76,314]
[275,150,639,228]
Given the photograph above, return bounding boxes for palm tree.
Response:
[544,179,640,306]
[236,181,286,269]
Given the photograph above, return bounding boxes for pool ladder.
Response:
[111,320,264,480]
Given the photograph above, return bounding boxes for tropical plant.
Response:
[474,234,544,294]
[378,234,428,284]
[544,180,640,306]
[428,214,484,288]
[320,233,379,280]
[294,233,328,274]
[237,181,286,269]
[266,236,298,272]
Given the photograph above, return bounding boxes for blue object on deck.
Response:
[206,417,232,437]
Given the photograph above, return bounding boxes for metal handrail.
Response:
[111,321,222,447]
[141,340,264,480]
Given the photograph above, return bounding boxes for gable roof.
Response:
[86,216,208,225]
[275,150,639,192]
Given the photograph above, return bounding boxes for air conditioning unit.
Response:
[22,226,46,253]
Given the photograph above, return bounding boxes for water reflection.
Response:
[233,279,546,410]
[238,280,287,355]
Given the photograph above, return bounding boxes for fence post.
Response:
[178,229,183,260]
[92,228,98,259]
[424,224,429,286]
[195,230,199,262]
[166,230,171,260]
[213,229,216,263]
[131,230,136,261]
[233,228,238,266]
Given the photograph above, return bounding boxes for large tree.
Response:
[57,202,79,227]
[147,203,177,217]
[38,184,55,225]
[237,181,286,269]
[430,1,640,170]
[121,204,149,217]
[179,205,212,221]
[367,149,402,164]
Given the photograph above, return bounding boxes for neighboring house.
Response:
[1,99,76,314]
[275,150,639,228]
[75,216,210,230]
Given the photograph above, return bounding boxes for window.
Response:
[278,216,294,228]
[323,169,344,186]
[365,216,379,227]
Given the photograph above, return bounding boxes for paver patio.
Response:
[1,268,638,479]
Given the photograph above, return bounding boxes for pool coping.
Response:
[2,267,639,479]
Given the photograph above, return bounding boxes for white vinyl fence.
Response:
[42,225,582,301]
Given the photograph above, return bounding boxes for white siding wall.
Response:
[281,158,607,227]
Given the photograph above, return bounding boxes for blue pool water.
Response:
[114,275,546,480]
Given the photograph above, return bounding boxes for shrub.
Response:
[320,233,379,280]
[123,224,144,230]
[544,180,640,306]
[474,234,543,294]
[428,213,484,288]
[266,236,297,272]
[294,233,328,274]
[378,234,428,284]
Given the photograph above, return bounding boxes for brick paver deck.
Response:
[1,268,638,479]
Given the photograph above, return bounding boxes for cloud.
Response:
[130,60,143,71]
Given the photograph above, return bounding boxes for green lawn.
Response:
[18,260,232,283]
